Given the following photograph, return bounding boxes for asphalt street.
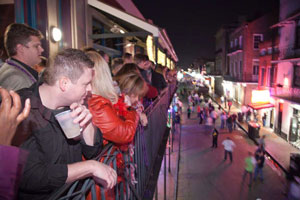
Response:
[176,111,287,200]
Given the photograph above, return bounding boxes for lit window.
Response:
[235,38,238,47]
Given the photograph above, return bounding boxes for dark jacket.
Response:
[12,83,103,200]
[151,70,167,93]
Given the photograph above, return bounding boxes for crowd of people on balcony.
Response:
[0,23,177,199]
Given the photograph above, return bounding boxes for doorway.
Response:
[270,109,274,128]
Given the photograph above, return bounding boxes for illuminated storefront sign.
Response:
[251,90,271,104]
[249,89,274,110]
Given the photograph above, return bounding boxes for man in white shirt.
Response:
[222,137,236,162]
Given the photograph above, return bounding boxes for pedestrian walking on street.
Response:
[242,151,256,187]
[174,112,181,134]
[199,109,204,124]
[231,113,237,129]
[228,99,232,112]
[254,150,265,182]
[258,135,266,151]
[187,106,191,119]
[211,129,219,148]
[197,105,201,117]
[220,112,227,129]
[226,114,233,133]
[246,108,251,122]
[222,137,236,162]
[210,107,218,125]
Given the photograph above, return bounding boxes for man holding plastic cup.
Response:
[11,49,117,200]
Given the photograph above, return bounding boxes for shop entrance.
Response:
[277,103,283,138]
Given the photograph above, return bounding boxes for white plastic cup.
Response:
[55,110,81,139]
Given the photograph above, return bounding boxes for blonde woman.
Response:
[86,50,147,199]
[86,50,139,144]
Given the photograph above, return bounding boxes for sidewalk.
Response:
[212,95,300,173]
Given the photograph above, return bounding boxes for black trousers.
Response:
[212,137,218,148]
[224,150,233,162]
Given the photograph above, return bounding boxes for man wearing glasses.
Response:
[0,23,44,91]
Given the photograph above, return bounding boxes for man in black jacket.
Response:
[148,61,167,93]
[13,49,117,200]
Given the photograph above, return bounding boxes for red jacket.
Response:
[88,94,139,144]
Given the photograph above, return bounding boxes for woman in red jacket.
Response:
[85,50,148,199]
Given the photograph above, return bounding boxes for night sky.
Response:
[133,0,278,69]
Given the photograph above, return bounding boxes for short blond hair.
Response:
[85,51,118,104]
[43,49,94,85]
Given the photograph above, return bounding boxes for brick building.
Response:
[223,12,278,105]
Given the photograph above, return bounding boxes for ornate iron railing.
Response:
[49,83,177,200]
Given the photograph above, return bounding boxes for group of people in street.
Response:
[219,136,265,188]
[0,23,175,199]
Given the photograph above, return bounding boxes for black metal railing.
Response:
[49,83,177,200]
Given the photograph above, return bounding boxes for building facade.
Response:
[268,0,300,147]
[223,13,277,106]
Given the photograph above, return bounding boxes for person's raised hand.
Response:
[0,88,30,145]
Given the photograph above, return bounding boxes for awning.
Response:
[248,103,274,110]
[88,0,159,37]
[87,0,178,62]
[93,44,121,57]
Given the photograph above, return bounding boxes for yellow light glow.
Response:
[251,90,271,104]
[167,58,170,68]
[157,49,166,66]
[146,36,155,62]
[283,77,289,87]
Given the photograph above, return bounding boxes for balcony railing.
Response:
[49,84,177,200]
[223,74,258,83]
[228,45,243,54]
[270,86,300,99]
[279,46,300,59]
